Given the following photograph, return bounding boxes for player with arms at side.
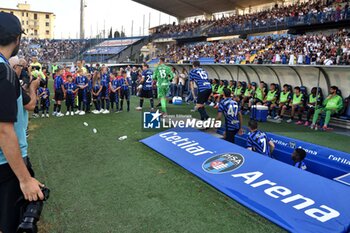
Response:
[216,88,243,143]
[189,61,212,121]
[100,67,110,114]
[53,68,65,117]
[136,63,154,111]
[109,73,121,113]
[119,70,131,112]
[153,57,173,116]
[247,120,275,157]
[75,69,89,116]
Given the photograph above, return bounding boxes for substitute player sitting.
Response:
[286,86,305,124]
[311,86,343,130]
[247,120,275,157]
[264,83,278,118]
[189,61,212,121]
[274,84,292,121]
[216,88,243,143]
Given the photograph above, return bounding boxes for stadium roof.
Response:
[133,0,274,19]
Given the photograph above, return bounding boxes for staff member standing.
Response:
[0,12,44,233]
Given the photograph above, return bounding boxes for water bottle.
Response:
[118,136,127,141]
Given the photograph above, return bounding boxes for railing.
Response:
[152,9,350,38]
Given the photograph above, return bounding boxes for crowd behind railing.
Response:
[18,39,91,63]
[157,29,350,65]
[152,0,350,38]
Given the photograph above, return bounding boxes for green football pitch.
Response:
[28,96,349,233]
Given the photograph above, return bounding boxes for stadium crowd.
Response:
[18,38,89,63]
[153,0,350,37]
[160,30,350,65]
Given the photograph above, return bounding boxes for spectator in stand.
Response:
[158,29,350,66]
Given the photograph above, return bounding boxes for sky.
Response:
[1,0,178,39]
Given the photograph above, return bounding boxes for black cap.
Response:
[0,12,26,39]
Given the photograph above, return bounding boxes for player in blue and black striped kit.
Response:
[100,67,110,114]
[38,85,50,118]
[119,70,131,112]
[189,61,212,120]
[53,68,65,117]
[64,75,79,116]
[216,88,243,143]
[292,148,307,170]
[136,63,154,111]
[109,73,121,113]
[75,69,89,115]
[247,120,275,157]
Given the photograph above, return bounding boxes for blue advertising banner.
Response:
[233,130,350,180]
[141,128,350,233]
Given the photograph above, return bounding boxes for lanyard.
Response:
[0,53,10,65]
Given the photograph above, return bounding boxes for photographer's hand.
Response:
[20,177,44,201]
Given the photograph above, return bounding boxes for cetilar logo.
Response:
[144,110,162,129]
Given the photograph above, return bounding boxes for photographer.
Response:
[0,12,44,233]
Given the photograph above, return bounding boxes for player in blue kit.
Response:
[109,73,121,113]
[75,69,89,115]
[119,70,131,112]
[85,73,92,113]
[189,61,212,120]
[100,67,110,114]
[247,120,275,157]
[38,85,50,118]
[216,88,243,143]
[64,75,79,116]
[136,63,154,111]
[92,71,102,114]
[53,68,65,117]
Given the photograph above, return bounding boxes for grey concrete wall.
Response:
[171,64,350,98]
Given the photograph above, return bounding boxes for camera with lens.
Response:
[17,186,50,233]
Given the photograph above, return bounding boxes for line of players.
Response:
[210,79,344,130]
[38,66,145,117]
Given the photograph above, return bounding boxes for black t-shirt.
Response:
[0,63,20,123]
[130,71,139,81]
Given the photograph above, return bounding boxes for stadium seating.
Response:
[156,29,350,66]
[152,0,350,38]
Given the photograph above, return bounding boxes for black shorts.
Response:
[55,90,64,101]
[197,89,212,104]
[280,103,291,110]
[140,89,153,98]
[120,89,130,100]
[225,129,239,143]
[253,98,263,105]
[101,86,109,98]
[110,92,119,102]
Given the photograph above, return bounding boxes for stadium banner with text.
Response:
[141,128,350,233]
[233,130,350,179]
